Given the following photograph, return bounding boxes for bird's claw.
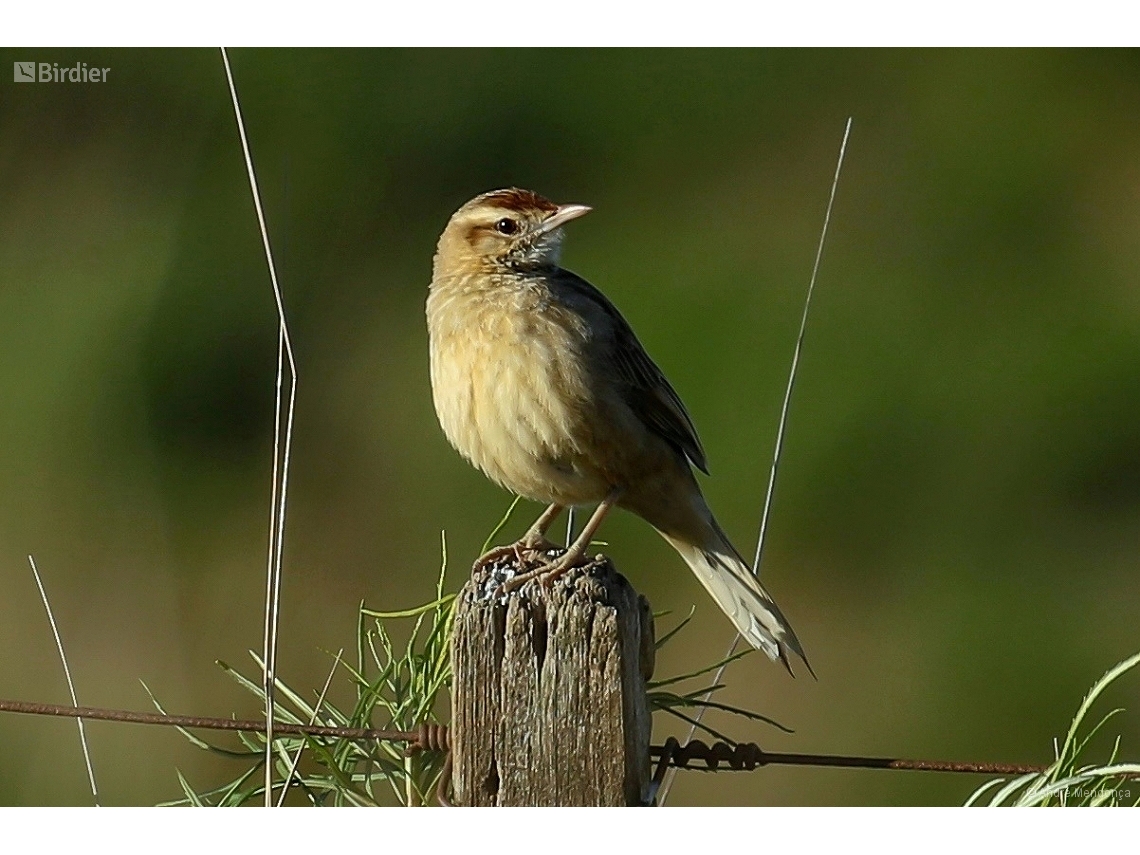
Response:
[494,546,592,597]
[472,542,532,577]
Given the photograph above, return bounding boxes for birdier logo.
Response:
[13,61,110,83]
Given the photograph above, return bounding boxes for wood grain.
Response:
[451,556,654,806]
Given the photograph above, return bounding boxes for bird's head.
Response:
[434,188,592,276]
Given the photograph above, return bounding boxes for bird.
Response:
[426,187,809,674]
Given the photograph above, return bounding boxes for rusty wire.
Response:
[651,735,1045,779]
[1,696,1049,780]
[0,697,419,742]
[646,736,1048,805]
[5,696,1065,809]
[401,722,453,806]
[0,697,456,806]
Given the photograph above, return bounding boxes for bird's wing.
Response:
[553,269,709,474]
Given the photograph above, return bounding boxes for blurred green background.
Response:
[0,48,1138,806]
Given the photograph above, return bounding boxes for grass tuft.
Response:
[159,556,454,806]
[966,651,1140,807]
[159,508,795,805]
[648,609,792,743]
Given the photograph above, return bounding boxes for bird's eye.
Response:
[494,218,519,235]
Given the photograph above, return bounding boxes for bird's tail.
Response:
[658,523,811,677]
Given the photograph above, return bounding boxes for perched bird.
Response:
[427,188,808,673]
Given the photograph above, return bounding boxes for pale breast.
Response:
[427,281,614,506]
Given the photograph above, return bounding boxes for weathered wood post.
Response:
[450,554,655,806]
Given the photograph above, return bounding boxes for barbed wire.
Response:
[1,696,1047,779]
[650,735,1045,777]
[644,736,1049,806]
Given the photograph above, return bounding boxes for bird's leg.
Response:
[519,503,565,551]
[501,488,622,592]
[471,503,565,576]
[545,488,621,577]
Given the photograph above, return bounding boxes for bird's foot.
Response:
[471,534,560,577]
[472,542,533,577]
[519,530,560,554]
[498,544,592,595]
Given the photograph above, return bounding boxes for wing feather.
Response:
[552,269,709,473]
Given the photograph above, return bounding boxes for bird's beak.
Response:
[535,203,592,236]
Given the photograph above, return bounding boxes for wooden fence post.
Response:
[450,555,655,806]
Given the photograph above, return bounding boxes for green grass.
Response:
[966,651,1140,807]
[158,542,454,806]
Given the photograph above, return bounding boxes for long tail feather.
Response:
[659,527,811,677]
